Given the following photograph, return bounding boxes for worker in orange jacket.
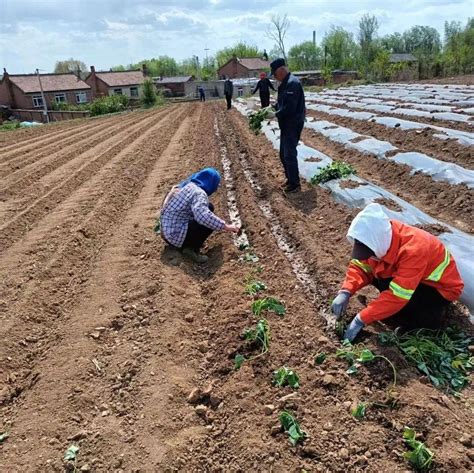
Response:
[331,203,464,341]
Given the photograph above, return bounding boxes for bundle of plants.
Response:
[248,106,273,135]
[310,161,356,185]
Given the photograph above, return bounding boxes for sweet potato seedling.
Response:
[403,427,434,471]
[279,410,307,446]
[314,352,327,364]
[310,161,356,185]
[273,367,300,389]
[248,106,273,135]
[252,297,286,317]
[245,280,267,296]
[235,319,271,369]
[351,402,366,419]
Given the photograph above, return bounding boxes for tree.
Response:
[381,33,405,53]
[54,58,88,77]
[442,18,474,75]
[403,25,441,78]
[215,42,262,68]
[322,27,359,70]
[358,14,380,73]
[141,79,157,107]
[267,14,290,62]
[288,41,322,71]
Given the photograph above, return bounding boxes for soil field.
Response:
[0,101,473,472]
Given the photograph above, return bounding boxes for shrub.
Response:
[89,94,129,116]
[141,78,157,107]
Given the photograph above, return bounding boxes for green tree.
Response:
[403,25,441,78]
[322,27,359,70]
[215,42,262,67]
[141,78,157,107]
[288,41,322,71]
[54,58,88,77]
[358,14,379,70]
[381,33,406,53]
[442,18,474,75]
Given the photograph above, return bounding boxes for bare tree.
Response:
[267,14,290,62]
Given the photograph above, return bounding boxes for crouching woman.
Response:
[159,167,239,263]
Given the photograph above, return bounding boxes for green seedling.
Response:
[242,252,259,263]
[351,402,366,419]
[64,444,80,461]
[336,341,397,390]
[403,427,434,471]
[310,161,356,185]
[0,431,9,443]
[234,354,245,370]
[314,352,327,364]
[379,327,473,393]
[273,367,300,389]
[245,280,267,296]
[252,297,286,317]
[279,410,307,446]
[249,106,273,135]
[238,242,249,251]
[244,319,270,354]
[335,320,347,338]
[153,218,161,234]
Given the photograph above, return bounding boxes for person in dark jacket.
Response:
[252,72,275,108]
[267,58,305,193]
[224,77,233,110]
[198,86,205,102]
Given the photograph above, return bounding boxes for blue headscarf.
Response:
[178,167,221,196]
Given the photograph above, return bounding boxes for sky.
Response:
[1,0,472,74]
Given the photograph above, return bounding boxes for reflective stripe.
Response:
[351,259,372,273]
[389,281,415,300]
[426,248,450,282]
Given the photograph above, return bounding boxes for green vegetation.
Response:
[310,161,356,185]
[273,367,300,388]
[279,411,307,446]
[351,402,366,419]
[379,328,473,393]
[0,431,9,443]
[251,297,286,317]
[403,427,434,471]
[141,78,157,107]
[248,107,273,135]
[89,94,129,116]
[244,280,267,296]
[0,121,21,131]
[64,444,79,461]
[314,352,327,364]
[235,319,270,369]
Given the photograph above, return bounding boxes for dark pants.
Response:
[200,94,205,102]
[260,93,270,108]
[182,203,215,251]
[225,94,232,109]
[374,278,451,330]
[279,123,303,188]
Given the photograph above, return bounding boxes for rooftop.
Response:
[6,73,90,94]
[92,70,146,87]
[154,76,194,84]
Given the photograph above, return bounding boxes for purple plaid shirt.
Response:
[160,183,225,247]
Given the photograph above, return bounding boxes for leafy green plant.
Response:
[89,94,129,116]
[241,251,259,263]
[251,297,286,317]
[379,328,473,393]
[235,319,271,370]
[336,341,397,389]
[314,352,327,364]
[273,367,300,388]
[279,411,307,446]
[64,444,79,461]
[245,280,267,296]
[0,431,9,443]
[248,106,273,135]
[403,427,434,471]
[310,161,356,185]
[238,242,249,251]
[141,78,157,107]
[0,121,21,132]
[351,402,366,419]
[234,354,245,370]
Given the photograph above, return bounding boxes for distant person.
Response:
[198,86,205,102]
[159,168,239,263]
[331,203,464,341]
[266,58,305,194]
[252,72,276,108]
[224,77,233,110]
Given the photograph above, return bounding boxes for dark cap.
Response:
[270,58,286,74]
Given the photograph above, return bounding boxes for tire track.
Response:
[0,105,194,412]
[0,107,178,251]
[0,107,171,199]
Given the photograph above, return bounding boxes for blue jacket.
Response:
[276,73,305,128]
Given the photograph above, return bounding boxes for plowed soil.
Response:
[1,102,472,472]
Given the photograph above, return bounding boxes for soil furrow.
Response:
[306,109,474,170]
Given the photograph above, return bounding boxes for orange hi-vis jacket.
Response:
[342,220,464,325]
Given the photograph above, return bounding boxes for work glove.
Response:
[331,290,351,319]
[343,314,365,342]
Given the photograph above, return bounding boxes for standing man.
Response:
[224,77,233,110]
[198,86,205,102]
[252,72,276,108]
[267,58,305,194]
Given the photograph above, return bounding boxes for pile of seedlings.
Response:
[248,107,273,135]
[310,160,356,185]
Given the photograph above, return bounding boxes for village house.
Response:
[154,75,194,97]
[389,53,419,80]
[85,65,147,99]
[217,57,270,79]
[0,68,92,111]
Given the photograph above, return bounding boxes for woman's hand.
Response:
[224,223,240,234]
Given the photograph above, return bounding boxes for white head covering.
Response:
[347,203,393,259]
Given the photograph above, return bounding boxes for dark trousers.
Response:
[182,203,215,251]
[374,278,451,330]
[279,123,303,188]
[260,93,270,108]
[225,94,232,109]
[200,94,205,102]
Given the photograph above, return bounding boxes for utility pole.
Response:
[313,30,316,47]
[36,68,49,123]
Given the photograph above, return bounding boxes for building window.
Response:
[113,88,123,95]
[130,87,139,97]
[32,95,44,107]
[55,93,66,103]
[76,91,88,103]
[237,88,244,97]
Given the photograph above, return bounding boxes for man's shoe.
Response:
[182,247,209,264]
[284,184,301,194]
